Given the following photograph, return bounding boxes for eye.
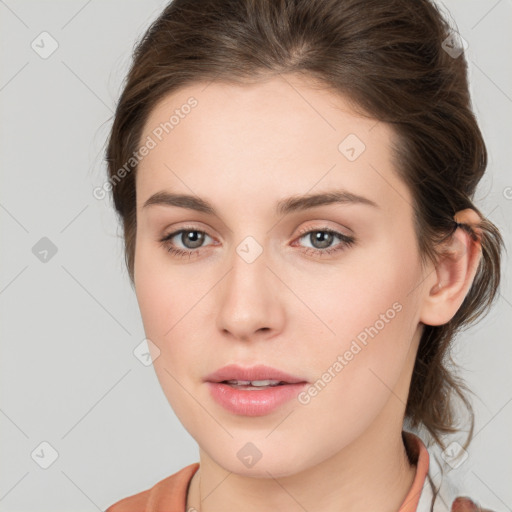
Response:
[159,225,356,259]
[159,226,215,259]
[293,226,356,257]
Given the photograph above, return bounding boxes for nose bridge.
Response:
[215,230,283,339]
[225,232,270,307]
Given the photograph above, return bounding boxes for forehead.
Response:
[135,74,411,217]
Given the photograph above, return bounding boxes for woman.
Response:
[103,0,503,510]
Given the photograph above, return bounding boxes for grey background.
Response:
[0,1,511,510]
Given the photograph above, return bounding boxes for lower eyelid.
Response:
[164,229,213,248]
[294,232,354,251]
[161,227,354,255]
[296,228,353,243]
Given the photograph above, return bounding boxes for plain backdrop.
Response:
[0,1,511,510]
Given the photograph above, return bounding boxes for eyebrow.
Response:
[142,189,379,216]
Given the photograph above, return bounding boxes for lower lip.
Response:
[206,382,308,416]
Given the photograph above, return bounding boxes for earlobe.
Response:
[420,209,483,326]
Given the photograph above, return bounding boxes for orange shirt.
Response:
[105,431,493,512]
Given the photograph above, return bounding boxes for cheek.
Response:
[291,245,421,421]
[134,247,206,425]
[287,238,420,350]
[134,236,188,331]
[134,241,191,364]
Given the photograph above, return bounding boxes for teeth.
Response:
[225,379,283,386]
[250,379,282,386]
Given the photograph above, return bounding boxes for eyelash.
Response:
[159,225,356,259]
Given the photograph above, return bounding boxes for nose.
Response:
[215,239,285,343]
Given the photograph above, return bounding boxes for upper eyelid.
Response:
[296,225,351,237]
[162,226,213,241]
[162,225,353,247]
[163,224,348,237]
[163,219,352,237]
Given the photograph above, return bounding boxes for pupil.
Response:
[312,231,333,249]
[183,230,204,249]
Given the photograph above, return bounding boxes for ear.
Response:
[419,209,483,326]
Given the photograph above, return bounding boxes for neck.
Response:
[186,417,417,512]
[186,330,423,512]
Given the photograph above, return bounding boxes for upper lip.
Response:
[204,364,307,384]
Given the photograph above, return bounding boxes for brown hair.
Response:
[105,0,503,452]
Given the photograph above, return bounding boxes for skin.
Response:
[133,73,482,512]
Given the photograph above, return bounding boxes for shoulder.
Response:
[402,432,495,512]
[105,462,200,512]
[451,496,496,512]
[105,487,151,512]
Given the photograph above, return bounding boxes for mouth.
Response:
[219,379,289,390]
[204,364,308,416]
[204,363,308,385]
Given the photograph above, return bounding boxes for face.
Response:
[133,74,428,477]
